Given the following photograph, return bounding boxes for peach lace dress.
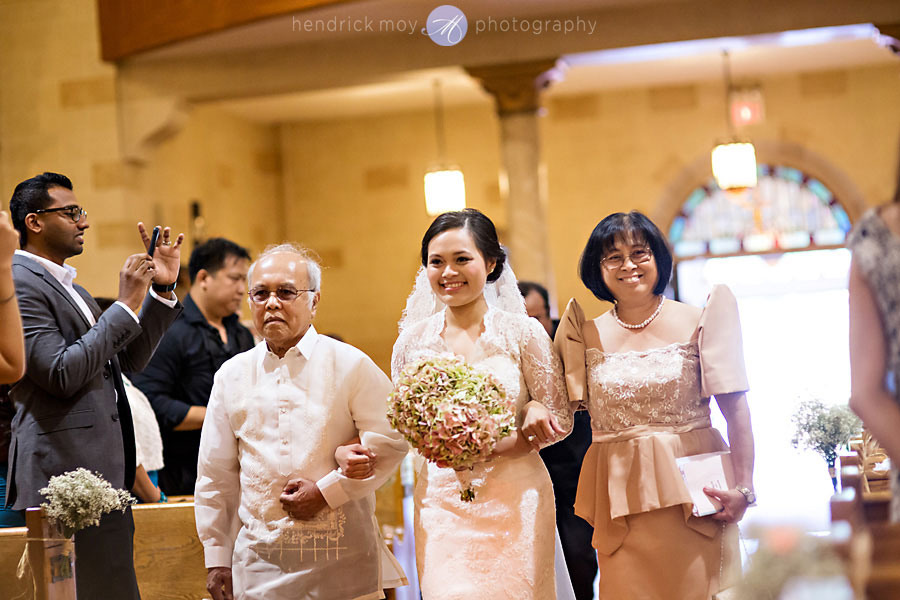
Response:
[555,285,748,600]
[392,307,576,599]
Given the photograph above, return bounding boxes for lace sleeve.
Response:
[520,317,575,435]
[390,330,412,383]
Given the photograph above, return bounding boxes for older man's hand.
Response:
[207,567,233,600]
[280,477,328,520]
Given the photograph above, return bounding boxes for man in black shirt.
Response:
[133,238,255,496]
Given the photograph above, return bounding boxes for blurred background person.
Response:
[519,281,558,338]
[848,142,900,521]
[134,238,254,496]
[519,280,598,600]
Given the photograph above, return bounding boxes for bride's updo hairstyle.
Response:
[579,210,673,302]
[421,208,507,283]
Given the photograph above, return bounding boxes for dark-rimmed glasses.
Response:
[248,287,315,304]
[601,247,653,270]
[33,205,87,223]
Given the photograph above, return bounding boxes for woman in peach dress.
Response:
[556,211,756,600]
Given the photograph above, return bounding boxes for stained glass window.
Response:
[668,165,850,259]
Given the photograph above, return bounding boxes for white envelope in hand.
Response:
[675,450,734,517]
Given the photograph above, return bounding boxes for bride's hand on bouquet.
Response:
[520,400,565,450]
[703,487,749,523]
[334,437,376,479]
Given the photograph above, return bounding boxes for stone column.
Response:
[466,59,562,286]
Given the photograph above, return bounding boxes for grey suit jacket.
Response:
[6,254,182,510]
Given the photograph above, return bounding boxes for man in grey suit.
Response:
[4,172,183,599]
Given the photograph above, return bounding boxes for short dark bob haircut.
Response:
[579,211,673,302]
[420,208,506,282]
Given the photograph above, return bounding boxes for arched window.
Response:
[668,165,851,259]
[667,162,855,533]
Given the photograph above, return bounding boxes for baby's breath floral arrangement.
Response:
[791,400,861,490]
[39,468,135,537]
[388,357,514,501]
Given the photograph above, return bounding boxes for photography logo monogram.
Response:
[424,5,467,46]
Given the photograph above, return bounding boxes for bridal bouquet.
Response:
[40,468,135,537]
[388,357,514,501]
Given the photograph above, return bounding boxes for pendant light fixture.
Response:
[424,79,466,216]
[711,50,758,191]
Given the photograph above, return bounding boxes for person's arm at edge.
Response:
[132,464,161,503]
[0,264,25,384]
[848,257,900,463]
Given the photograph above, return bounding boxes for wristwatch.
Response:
[735,485,756,506]
[151,282,177,294]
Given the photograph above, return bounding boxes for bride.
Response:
[343,208,577,599]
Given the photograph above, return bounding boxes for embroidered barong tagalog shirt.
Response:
[194,325,408,600]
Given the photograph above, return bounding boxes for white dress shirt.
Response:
[195,325,408,600]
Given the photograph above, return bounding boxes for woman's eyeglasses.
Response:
[601,247,653,270]
[248,287,315,304]
[33,205,87,223]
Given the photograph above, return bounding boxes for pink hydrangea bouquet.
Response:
[388,357,515,501]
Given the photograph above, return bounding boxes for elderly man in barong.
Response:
[194,243,408,600]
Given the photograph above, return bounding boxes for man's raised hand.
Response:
[137,222,184,288]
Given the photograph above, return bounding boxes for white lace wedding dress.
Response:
[392,306,576,599]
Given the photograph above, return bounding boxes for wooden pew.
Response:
[831,469,862,529]
[132,502,208,600]
[839,463,892,526]
[866,522,900,600]
[0,525,31,599]
[832,465,900,599]
[0,503,206,600]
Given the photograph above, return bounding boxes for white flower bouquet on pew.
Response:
[39,468,135,537]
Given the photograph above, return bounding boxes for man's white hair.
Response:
[248,242,322,294]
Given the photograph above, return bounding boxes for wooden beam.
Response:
[97,0,355,61]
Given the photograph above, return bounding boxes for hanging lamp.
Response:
[424,79,466,216]
[711,50,758,191]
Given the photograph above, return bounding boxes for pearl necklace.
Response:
[612,295,665,330]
